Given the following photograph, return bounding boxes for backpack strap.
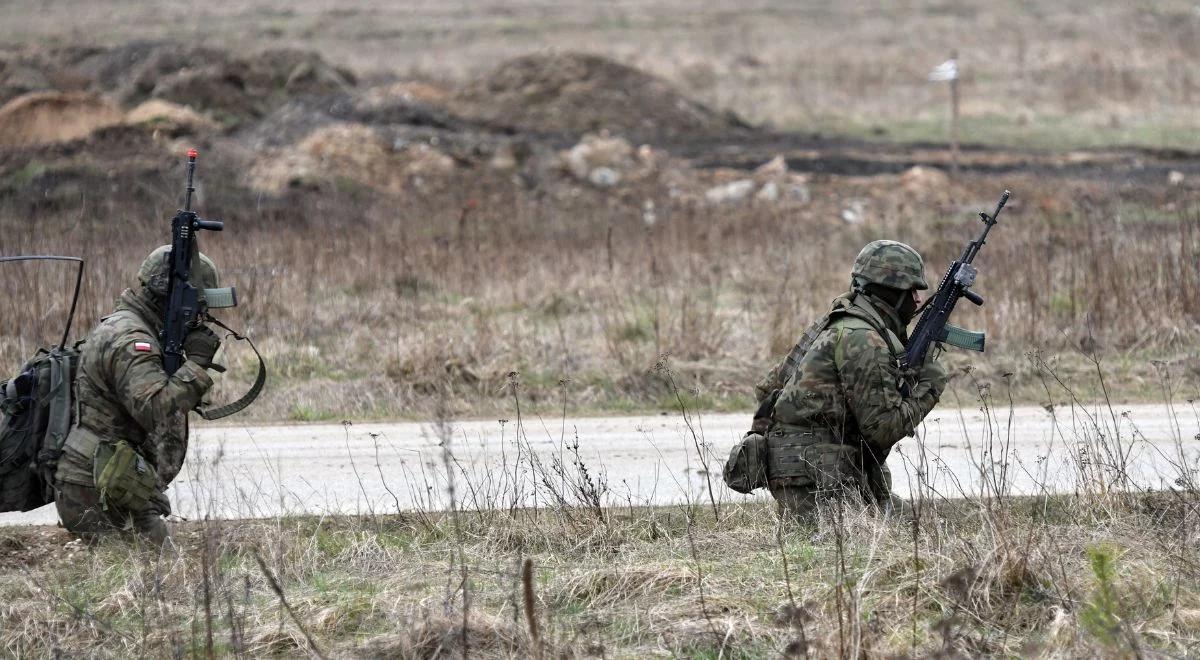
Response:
[196,317,267,421]
[45,351,72,453]
[38,352,73,465]
[36,349,76,501]
[830,294,907,359]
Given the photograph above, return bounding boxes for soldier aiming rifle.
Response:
[53,149,264,547]
[724,191,1011,521]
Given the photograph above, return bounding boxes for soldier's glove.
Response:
[749,416,772,435]
[183,324,224,372]
[917,354,950,399]
[148,489,173,517]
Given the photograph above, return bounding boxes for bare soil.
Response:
[0,91,123,147]
[453,51,750,140]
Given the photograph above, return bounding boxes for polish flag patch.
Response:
[133,342,153,353]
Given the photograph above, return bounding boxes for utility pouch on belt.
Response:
[722,432,768,494]
[93,440,157,512]
[768,429,862,492]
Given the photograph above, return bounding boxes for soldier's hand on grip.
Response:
[183,324,223,371]
[917,352,949,399]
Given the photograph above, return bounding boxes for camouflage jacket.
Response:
[55,289,213,489]
[753,295,853,407]
[767,291,940,454]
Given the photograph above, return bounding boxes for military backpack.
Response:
[0,346,79,512]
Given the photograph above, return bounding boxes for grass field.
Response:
[2,380,1198,657]
[4,162,1199,422]
[2,499,1197,658]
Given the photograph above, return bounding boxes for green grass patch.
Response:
[288,403,340,422]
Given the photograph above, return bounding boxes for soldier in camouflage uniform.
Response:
[54,245,223,546]
[754,240,949,519]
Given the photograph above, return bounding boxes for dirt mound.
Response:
[55,42,221,98]
[248,122,457,194]
[0,91,123,147]
[349,81,462,131]
[125,99,217,136]
[455,52,747,139]
[24,43,355,128]
[149,63,267,124]
[148,49,353,126]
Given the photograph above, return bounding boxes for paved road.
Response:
[4,404,1198,526]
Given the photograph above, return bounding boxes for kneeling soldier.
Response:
[756,240,949,519]
[54,245,223,546]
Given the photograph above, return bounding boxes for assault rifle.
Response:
[161,149,236,375]
[161,149,266,420]
[904,190,1010,385]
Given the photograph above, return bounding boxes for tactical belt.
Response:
[768,425,840,447]
[197,317,267,421]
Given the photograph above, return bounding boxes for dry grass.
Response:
[1,458,1197,656]
[8,507,1200,658]
[3,148,1198,421]
[1,359,1198,657]
[2,4,1198,656]
[2,2,1198,421]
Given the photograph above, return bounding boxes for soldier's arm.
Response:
[149,412,189,487]
[834,328,939,452]
[103,329,213,437]
[753,354,790,405]
[756,316,830,405]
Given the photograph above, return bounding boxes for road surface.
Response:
[4,403,1197,526]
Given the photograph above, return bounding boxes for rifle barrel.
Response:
[184,149,198,212]
[961,189,1010,263]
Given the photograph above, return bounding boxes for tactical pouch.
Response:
[93,440,157,512]
[801,443,862,492]
[722,432,769,494]
[768,429,862,492]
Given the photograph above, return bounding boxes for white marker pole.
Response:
[929,54,960,176]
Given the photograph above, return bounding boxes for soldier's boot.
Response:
[768,483,821,526]
[140,491,175,551]
[55,482,172,548]
[55,482,117,544]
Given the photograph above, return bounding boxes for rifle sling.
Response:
[196,317,267,421]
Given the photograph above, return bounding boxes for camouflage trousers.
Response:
[55,481,172,548]
[766,427,907,521]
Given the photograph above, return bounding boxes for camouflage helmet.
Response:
[851,240,929,291]
[137,245,219,298]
